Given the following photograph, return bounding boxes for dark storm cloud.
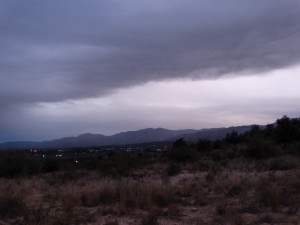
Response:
[1,0,300,107]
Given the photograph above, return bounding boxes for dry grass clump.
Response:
[23,206,48,225]
[255,178,283,211]
[103,220,119,225]
[0,180,28,219]
[55,177,176,212]
[253,172,300,212]
[226,183,246,197]
[229,214,245,225]
[141,210,159,225]
[252,214,274,224]
[80,179,117,207]
[88,178,173,209]
[58,186,80,224]
[268,157,298,171]
[118,178,149,209]
[215,199,229,216]
[166,163,181,176]
[175,178,208,206]
[0,192,26,219]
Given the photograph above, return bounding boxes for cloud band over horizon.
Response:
[1,0,300,142]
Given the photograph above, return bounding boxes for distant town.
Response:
[29,142,171,160]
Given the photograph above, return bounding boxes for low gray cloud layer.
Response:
[1,0,300,141]
[1,0,300,106]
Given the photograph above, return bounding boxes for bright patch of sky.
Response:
[17,64,300,141]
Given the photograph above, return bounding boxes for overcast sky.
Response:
[1,0,300,142]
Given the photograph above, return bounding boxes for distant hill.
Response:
[171,126,253,142]
[0,126,254,150]
[0,141,40,150]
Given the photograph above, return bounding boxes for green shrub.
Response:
[0,151,43,177]
[168,139,198,163]
[173,138,188,148]
[269,158,297,171]
[97,152,136,177]
[196,139,213,152]
[166,163,181,176]
[24,157,42,175]
[245,136,276,159]
[0,151,25,177]
[42,158,60,173]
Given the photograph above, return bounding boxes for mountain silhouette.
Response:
[0,126,253,149]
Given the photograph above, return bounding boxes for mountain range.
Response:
[0,125,254,150]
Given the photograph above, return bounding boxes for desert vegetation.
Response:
[0,116,299,224]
